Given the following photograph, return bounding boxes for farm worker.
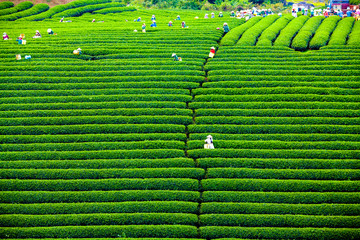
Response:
[211,12,215,18]
[25,55,31,60]
[73,48,82,55]
[236,11,241,17]
[218,12,223,17]
[92,19,95,22]
[347,8,352,17]
[292,9,297,18]
[150,21,157,27]
[204,135,215,149]
[151,15,156,21]
[356,9,360,20]
[230,11,235,17]
[301,8,305,15]
[268,9,273,15]
[3,32,9,40]
[209,47,215,58]
[310,8,314,17]
[168,21,173,27]
[181,21,187,28]
[137,17,141,22]
[47,28,54,35]
[324,10,329,18]
[33,30,41,38]
[60,17,64,22]
[204,13,209,19]
[223,23,230,34]
[304,9,308,16]
[172,53,179,61]
[16,34,23,44]
[176,15,180,20]
[142,23,146,32]
[338,10,343,18]
[278,12,282,17]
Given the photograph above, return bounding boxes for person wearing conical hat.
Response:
[223,23,230,34]
[33,30,41,38]
[47,28,54,35]
[204,135,215,149]
[172,53,179,61]
[218,12,223,17]
[168,21,173,27]
[3,32,9,40]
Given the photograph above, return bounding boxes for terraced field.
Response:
[0,1,359,240]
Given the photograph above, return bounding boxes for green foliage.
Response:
[0,1,14,10]
[52,2,125,18]
[237,14,279,46]
[93,6,136,14]
[291,16,325,51]
[220,17,258,45]
[0,3,49,21]
[273,15,309,47]
[347,20,360,46]
[0,1,33,16]
[309,16,340,49]
[328,17,355,45]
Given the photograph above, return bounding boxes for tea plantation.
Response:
[0,1,359,239]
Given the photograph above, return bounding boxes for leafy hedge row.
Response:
[190,125,360,134]
[201,179,360,192]
[1,213,198,227]
[1,102,187,111]
[220,17,258,46]
[188,149,359,160]
[200,227,360,239]
[197,158,360,169]
[273,15,309,47]
[206,168,360,180]
[194,94,359,103]
[0,178,199,191]
[202,191,360,203]
[0,1,32,16]
[0,201,198,214]
[0,133,187,144]
[0,108,192,118]
[0,1,13,10]
[94,6,136,14]
[195,109,360,118]
[0,3,49,21]
[256,14,294,46]
[309,16,341,49]
[237,15,279,46]
[347,20,360,46]
[291,16,325,51]
[328,17,355,45]
[1,190,200,203]
[200,214,359,227]
[189,102,359,110]
[0,149,185,161]
[0,225,198,238]
[194,116,360,125]
[0,94,192,104]
[1,141,186,152]
[19,0,111,20]
[0,158,194,169]
[200,202,360,215]
[0,115,192,126]
[0,168,204,179]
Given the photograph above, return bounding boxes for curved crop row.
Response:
[309,16,341,49]
[0,3,49,21]
[219,17,258,46]
[273,15,309,47]
[52,2,124,18]
[20,0,111,21]
[201,202,360,215]
[256,14,294,46]
[291,16,324,51]
[237,15,279,46]
[347,20,360,46]
[328,17,355,45]
[94,6,136,14]
[0,1,32,16]
[0,201,198,214]
[0,1,13,10]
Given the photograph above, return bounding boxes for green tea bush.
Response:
[256,14,294,46]
[309,16,341,49]
[220,18,259,46]
[0,3,49,21]
[201,202,360,215]
[347,20,360,46]
[52,2,126,18]
[328,17,355,45]
[1,190,200,203]
[94,6,136,14]
[273,15,309,47]
[0,1,13,10]
[291,16,325,51]
[0,178,199,191]
[237,15,279,46]
[0,201,199,214]
[0,1,32,16]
